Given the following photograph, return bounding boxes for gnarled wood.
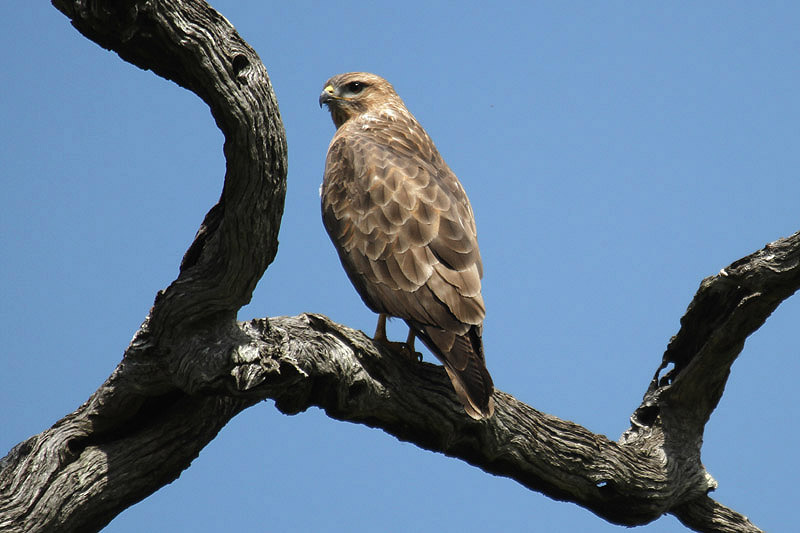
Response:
[0,2,285,531]
[0,1,795,532]
[53,0,287,338]
[3,228,798,531]
[673,496,762,533]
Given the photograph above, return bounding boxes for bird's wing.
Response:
[321,118,484,333]
[322,114,494,418]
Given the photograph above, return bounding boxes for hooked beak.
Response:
[319,85,336,108]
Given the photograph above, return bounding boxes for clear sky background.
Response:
[2,2,799,532]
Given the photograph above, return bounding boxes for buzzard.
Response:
[319,72,494,419]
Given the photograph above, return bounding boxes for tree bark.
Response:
[1,1,796,532]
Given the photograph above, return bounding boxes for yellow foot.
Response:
[373,314,423,362]
[375,338,422,362]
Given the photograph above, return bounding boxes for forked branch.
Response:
[1,1,796,532]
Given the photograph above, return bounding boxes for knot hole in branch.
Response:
[232,54,251,81]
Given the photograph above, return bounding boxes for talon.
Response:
[398,343,423,363]
[372,315,424,363]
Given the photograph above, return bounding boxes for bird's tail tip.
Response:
[444,365,495,420]
[464,396,496,420]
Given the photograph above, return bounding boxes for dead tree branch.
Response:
[1,1,797,532]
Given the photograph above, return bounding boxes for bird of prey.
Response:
[319,72,494,419]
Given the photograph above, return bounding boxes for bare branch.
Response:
[626,232,800,443]
[0,2,285,530]
[673,496,764,533]
[0,391,254,533]
[1,1,795,532]
[52,0,287,336]
[235,314,689,526]
[7,235,799,533]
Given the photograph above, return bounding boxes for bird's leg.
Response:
[405,328,416,352]
[374,313,389,343]
[372,314,422,362]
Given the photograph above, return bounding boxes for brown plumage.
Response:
[319,72,494,419]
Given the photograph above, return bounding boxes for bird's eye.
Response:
[346,81,367,94]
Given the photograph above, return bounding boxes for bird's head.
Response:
[319,72,400,128]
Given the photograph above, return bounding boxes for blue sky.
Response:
[2,2,799,531]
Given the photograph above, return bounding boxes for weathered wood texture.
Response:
[5,235,798,532]
[1,1,797,532]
